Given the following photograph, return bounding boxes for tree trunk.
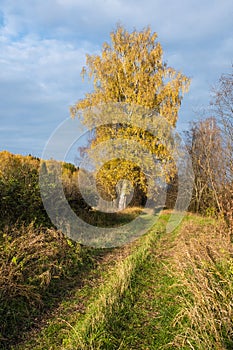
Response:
[118,180,128,210]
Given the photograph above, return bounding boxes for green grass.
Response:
[85,215,189,349]
[99,255,186,349]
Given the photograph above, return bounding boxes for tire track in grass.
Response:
[61,218,165,350]
[93,226,187,349]
[94,214,221,350]
[13,212,182,350]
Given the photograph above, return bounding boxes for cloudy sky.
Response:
[0,0,232,158]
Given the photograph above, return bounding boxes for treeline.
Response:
[0,68,232,231]
[0,151,90,229]
[0,151,46,227]
[184,68,233,231]
[0,151,143,233]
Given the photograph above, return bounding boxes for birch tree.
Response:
[71,26,190,210]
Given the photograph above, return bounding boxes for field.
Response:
[1,151,233,349]
[0,211,232,349]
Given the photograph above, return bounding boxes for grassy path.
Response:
[12,212,233,349]
[90,215,188,350]
[13,212,181,350]
[101,238,185,349]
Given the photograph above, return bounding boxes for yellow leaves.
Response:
[70,25,190,199]
[96,158,147,198]
[72,25,189,118]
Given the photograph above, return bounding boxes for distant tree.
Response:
[211,67,233,229]
[185,117,224,214]
[71,26,190,210]
[211,66,233,183]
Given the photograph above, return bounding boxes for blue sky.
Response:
[0,0,232,158]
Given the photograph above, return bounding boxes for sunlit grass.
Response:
[171,219,233,349]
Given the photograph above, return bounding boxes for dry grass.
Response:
[170,218,233,349]
[0,223,84,346]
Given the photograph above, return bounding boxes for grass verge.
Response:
[80,213,189,349]
[171,218,233,349]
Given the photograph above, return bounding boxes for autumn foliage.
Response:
[71,26,190,209]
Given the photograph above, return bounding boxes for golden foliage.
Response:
[70,26,190,204]
[72,25,190,125]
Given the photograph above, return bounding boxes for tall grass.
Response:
[0,223,90,348]
[171,220,233,349]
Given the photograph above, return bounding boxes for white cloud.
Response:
[0,32,96,155]
[1,0,232,43]
[122,0,233,42]
[0,0,232,155]
[208,37,233,71]
[0,34,96,105]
